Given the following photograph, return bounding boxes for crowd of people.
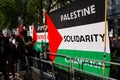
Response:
[0,29,35,80]
[109,34,120,79]
[1,26,120,80]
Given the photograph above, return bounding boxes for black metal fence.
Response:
[1,52,119,80]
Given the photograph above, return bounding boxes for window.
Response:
[111,0,116,5]
[108,20,114,31]
[118,19,120,26]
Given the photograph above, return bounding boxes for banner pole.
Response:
[103,0,108,78]
[43,13,47,59]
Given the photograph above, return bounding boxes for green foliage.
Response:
[0,0,74,30]
[0,0,20,29]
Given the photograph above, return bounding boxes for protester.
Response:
[0,30,16,80]
[115,35,120,79]
[0,30,4,71]
[16,29,34,66]
[0,30,8,80]
[0,30,4,59]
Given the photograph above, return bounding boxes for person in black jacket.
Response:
[16,30,34,66]
[115,35,120,79]
[0,30,16,80]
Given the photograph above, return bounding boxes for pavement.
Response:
[0,72,23,80]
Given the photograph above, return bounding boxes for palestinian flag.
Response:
[46,0,110,77]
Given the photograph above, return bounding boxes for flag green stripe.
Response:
[54,49,110,76]
[57,49,110,60]
[33,42,48,52]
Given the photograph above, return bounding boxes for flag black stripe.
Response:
[49,0,105,29]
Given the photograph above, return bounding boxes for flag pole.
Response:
[43,13,47,59]
[103,0,108,78]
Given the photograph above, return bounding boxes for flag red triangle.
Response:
[32,25,37,45]
[18,23,23,38]
[46,13,63,61]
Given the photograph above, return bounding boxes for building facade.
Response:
[108,0,120,37]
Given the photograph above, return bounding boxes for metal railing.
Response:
[72,57,120,80]
[47,53,120,80]
[15,53,120,80]
[29,56,55,80]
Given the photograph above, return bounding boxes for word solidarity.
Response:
[64,34,104,42]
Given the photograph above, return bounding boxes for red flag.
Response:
[18,23,23,38]
[46,13,63,61]
[32,25,37,45]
